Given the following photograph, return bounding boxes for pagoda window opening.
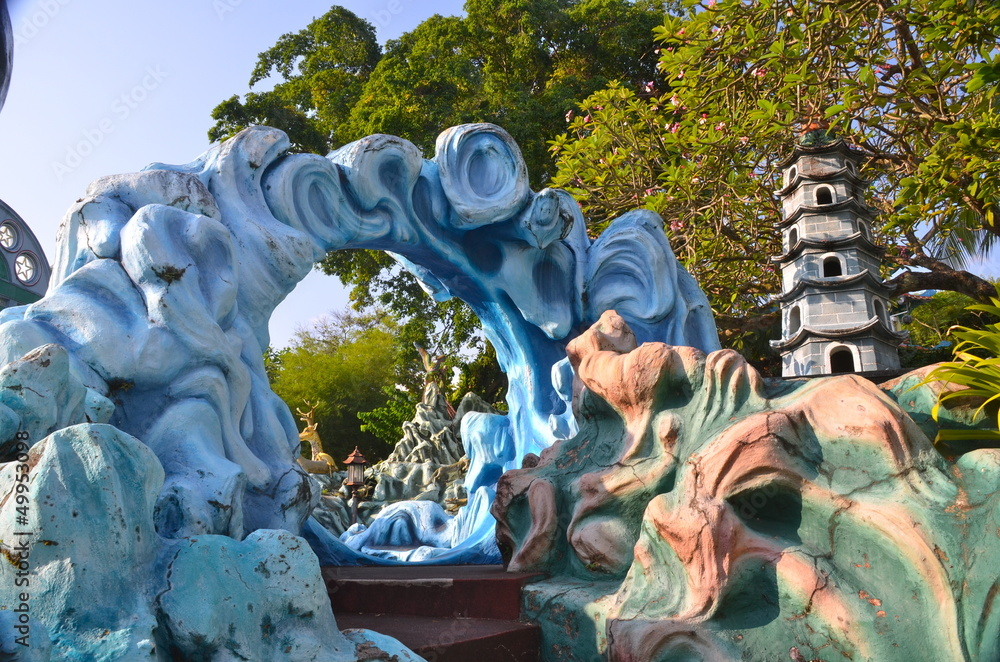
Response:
[858,220,870,240]
[822,255,843,277]
[829,346,856,374]
[788,226,799,250]
[845,160,857,175]
[787,166,798,185]
[789,305,802,333]
[815,186,834,205]
[874,298,888,324]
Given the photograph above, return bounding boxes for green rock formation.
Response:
[493,311,1000,661]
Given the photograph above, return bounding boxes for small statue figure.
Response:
[431,456,469,485]
[415,344,455,417]
[296,402,338,473]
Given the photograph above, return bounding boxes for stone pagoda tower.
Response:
[770,132,905,377]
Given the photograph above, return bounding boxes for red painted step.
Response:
[323,565,543,662]
[322,565,541,620]
[336,613,540,662]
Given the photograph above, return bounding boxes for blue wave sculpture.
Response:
[24,125,720,568]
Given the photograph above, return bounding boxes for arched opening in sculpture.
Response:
[10,123,1000,660]
[33,124,722,568]
[789,305,802,334]
[858,220,870,240]
[815,185,834,205]
[787,166,798,185]
[874,298,888,325]
[829,346,856,374]
[822,255,843,277]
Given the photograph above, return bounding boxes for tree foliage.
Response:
[904,290,998,349]
[209,6,380,152]
[211,0,673,381]
[268,310,418,462]
[918,286,1000,445]
[551,0,1000,347]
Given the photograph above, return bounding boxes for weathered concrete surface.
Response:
[0,423,425,660]
[494,311,1000,661]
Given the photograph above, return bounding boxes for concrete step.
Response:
[322,564,541,620]
[336,613,540,662]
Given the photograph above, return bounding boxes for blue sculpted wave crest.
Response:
[20,125,719,568]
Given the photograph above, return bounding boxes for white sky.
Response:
[0,0,465,348]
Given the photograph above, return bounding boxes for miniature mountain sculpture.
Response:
[373,384,495,506]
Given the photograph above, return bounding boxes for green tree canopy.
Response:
[269,310,419,462]
[211,0,673,380]
[550,0,1000,346]
[903,289,999,348]
[209,6,381,152]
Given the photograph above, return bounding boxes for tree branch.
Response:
[714,311,780,333]
[886,265,995,303]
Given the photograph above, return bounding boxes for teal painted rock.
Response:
[0,424,163,659]
[0,423,425,661]
[157,530,419,661]
[494,311,1000,661]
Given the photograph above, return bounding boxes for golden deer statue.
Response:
[295,402,338,474]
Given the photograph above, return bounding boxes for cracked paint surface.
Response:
[494,311,1000,661]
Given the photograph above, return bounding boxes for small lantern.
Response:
[344,446,368,487]
[343,446,368,526]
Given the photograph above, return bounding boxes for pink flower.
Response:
[669,123,681,133]
[670,220,685,232]
[583,114,592,123]
[715,122,726,131]
[692,176,701,184]
[739,135,749,143]
[786,7,794,16]
[565,110,574,122]
[671,95,682,105]
[707,0,716,6]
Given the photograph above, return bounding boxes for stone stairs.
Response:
[323,565,542,662]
